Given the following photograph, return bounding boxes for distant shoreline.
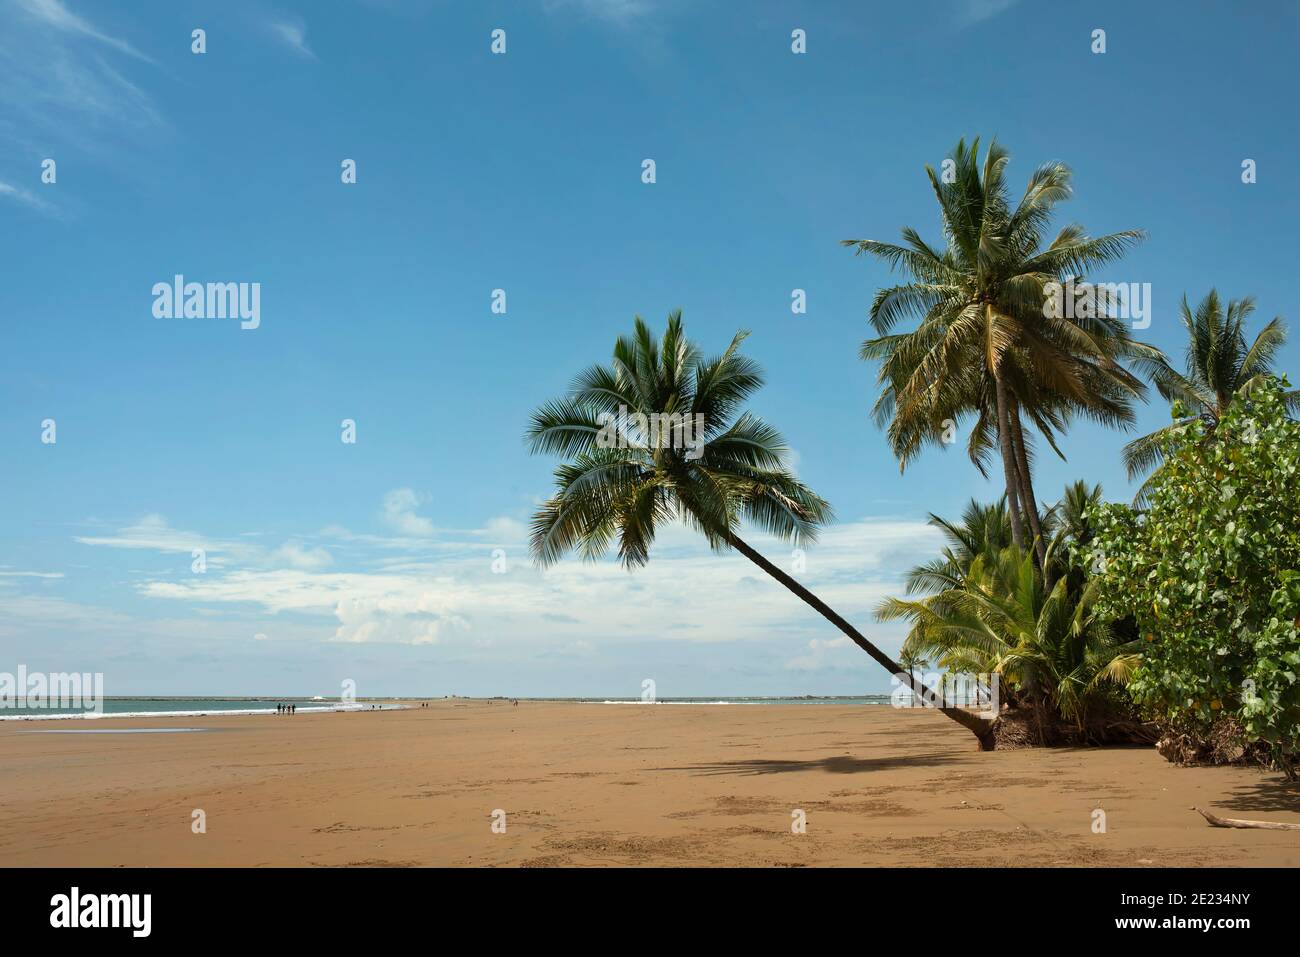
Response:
[0,695,904,721]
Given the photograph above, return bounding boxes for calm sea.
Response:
[0,698,403,720]
[0,695,908,720]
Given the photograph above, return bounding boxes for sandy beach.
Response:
[1,700,1297,868]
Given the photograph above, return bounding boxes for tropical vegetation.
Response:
[1088,377,1300,776]
[876,485,1147,745]
[525,136,1296,771]
[1122,289,1297,503]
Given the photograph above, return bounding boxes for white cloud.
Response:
[269,541,334,571]
[125,514,940,649]
[544,0,656,23]
[14,0,151,61]
[380,488,437,537]
[333,593,468,645]
[785,635,852,671]
[955,0,1022,27]
[75,513,209,554]
[480,516,528,545]
[75,514,332,572]
[50,489,944,656]
[0,0,161,176]
[267,19,316,59]
[0,181,51,212]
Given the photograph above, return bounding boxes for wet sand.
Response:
[2,700,1297,867]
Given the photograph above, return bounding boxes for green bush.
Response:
[1085,377,1300,771]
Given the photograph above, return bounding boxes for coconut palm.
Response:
[878,544,1142,742]
[845,137,1163,566]
[1123,290,1296,503]
[902,496,1016,598]
[526,311,995,748]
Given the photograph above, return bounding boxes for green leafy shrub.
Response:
[1085,377,1300,773]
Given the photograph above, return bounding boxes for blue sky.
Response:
[1,0,1297,697]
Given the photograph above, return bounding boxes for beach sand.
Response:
[2,700,1297,867]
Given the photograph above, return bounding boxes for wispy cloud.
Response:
[955,0,1022,28]
[0,0,161,184]
[13,0,152,62]
[0,180,51,212]
[267,18,316,59]
[75,514,332,572]
[544,0,657,23]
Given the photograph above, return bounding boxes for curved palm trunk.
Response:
[1008,403,1047,570]
[993,372,1026,551]
[722,530,996,750]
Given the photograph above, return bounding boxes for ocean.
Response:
[0,695,915,720]
[0,698,404,720]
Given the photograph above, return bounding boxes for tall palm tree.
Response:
[526,312,995,748]
[1123,290,1296,502]
[845,137,1163,566]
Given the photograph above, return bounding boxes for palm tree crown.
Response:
[526,311,830,566]
[845,136,1164,562]
[1123,289,1294,494]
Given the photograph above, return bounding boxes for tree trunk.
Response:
[993,371,1026,551]
[1008,401,1048,570]
[722,530,996,749]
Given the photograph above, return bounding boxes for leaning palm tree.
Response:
[845,137,1163,565]
[526,312,995,748]
[1123,290,1296,502]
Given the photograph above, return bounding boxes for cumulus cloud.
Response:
[269,541,334,571]
[785,635,853,671]
[124,513,940,648]
[48,487,943,656]
[380,488,437,537]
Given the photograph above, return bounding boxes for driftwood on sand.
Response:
[1194,806,1300,831]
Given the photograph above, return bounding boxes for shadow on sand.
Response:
[1219,776,1300,814]
[654,751,964,777]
